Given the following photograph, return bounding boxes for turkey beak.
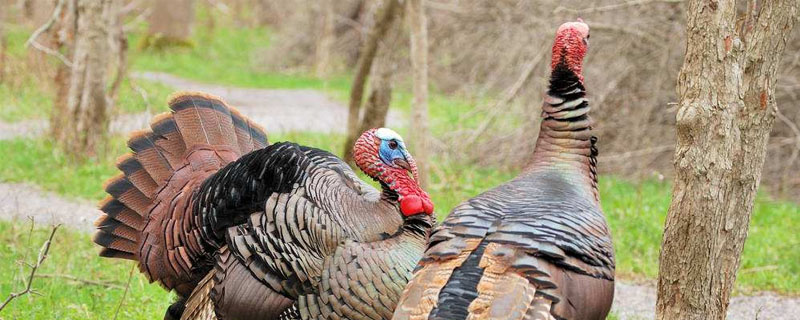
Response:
[393,152,419,182]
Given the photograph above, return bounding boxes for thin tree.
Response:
[314,0,335,78]
[356,22,403,137]
[0,2,6,82]
[343,0,400,164]
[656,1,798,319]
[407,0,430,187]
[50,0,117,157]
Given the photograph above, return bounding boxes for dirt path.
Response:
[0,71,403,140]
[134,71,405,134]
[0,72,797,319]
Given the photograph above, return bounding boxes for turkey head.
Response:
[353,128,434,217]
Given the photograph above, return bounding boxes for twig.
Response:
[27,39,74,68]
[122,8,152,33]
[0,224,61,312]
[129,80,152,114]
[25,0,65,49]
[463,49,547,146]
[776,108,800,192]
[35,274,126,289]
[554,0,683,14]
[591,23,662,46]
[598,145,675,162]
[739,265,778,273]
[112,264,136,320]
[25,0,73,67]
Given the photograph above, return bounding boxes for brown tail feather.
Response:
[116,154,159,198]
[180,270,217,320]
[150,113,188,168]
[94,91,268,298]
[128,130,174,184]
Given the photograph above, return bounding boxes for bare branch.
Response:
[25,0,73,67]
[599,145,675,162]
[28,39,74,68]
[122,8,152,33]
[554,0,683,14]
[464,49,547,146]
[35,273,126,289]
[591,23,662,47]
[0,224,61,312]
[25,0,66,48]
[113,264,136,320]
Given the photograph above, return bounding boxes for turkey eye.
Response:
[388,140,398,150]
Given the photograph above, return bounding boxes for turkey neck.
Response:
[527,62,599,202]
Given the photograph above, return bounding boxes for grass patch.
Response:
[0,134,797,294]
[130,23,350,92]
[0,26,53,122]
[0,137,126,200]
[0,219,173,319]
[600,177,800,294]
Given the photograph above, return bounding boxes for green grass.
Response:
[0,138,126,200]
[600,177,800,294]
[0,26,53,122]
[130,22,350,92]
[0,220,173,319]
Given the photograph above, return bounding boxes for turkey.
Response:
[393,20,615,320]
[93,92,435,320]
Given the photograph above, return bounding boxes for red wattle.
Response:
[400,195,435,216]
[422,198,434,215]
[400,195,424,216]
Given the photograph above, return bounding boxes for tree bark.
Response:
[145,0,194,45]
[314,0,335,78]
[656,1,798,319]
[50,0,77,141]
[0,2,5,82]
[107,0,127,102]
[407,0,430,188]
[356,30,401,136]
[51,0,115,158]
[343,0,399,164]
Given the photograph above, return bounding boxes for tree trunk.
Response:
[107,0,127,102]
[656,1,798,319]
[314,0,335,78]
[356,32,401,135]
[0,2,5,82]
[343,0,399,164]
[407,0,430,188]
[145,0,194,47]
[50,0,77,141]
[51,0,115,158]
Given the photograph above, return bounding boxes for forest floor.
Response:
[0,73,798,319]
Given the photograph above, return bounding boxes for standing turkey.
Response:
[93,92,435,320]
[393,20,615,320]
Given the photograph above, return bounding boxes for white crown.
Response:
[375,128,404,142]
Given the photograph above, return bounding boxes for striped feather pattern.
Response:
[393,62,614,319]
[180,142,433,319]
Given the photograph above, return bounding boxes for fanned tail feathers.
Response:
[93,91,268,291]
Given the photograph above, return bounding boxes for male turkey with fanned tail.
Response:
[93,92,435,320]
[393,20,614,320]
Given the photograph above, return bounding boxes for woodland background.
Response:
[0,0,798,318]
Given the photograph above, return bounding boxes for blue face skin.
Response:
[379,138,410,168]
